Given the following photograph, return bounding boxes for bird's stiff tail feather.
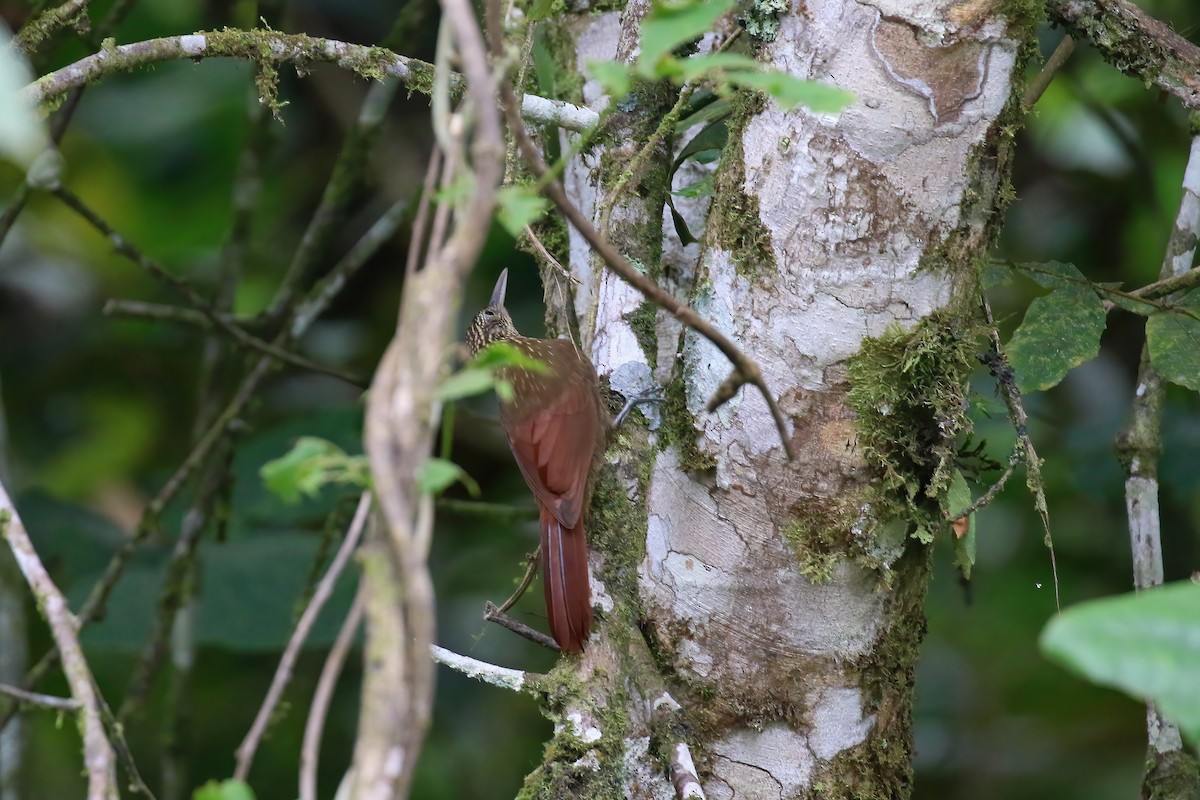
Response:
[540,506,592,653]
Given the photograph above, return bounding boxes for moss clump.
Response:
[625,301,659,371]
[707,95,776,282]
[846,312,979,535]
[782,517,841,584]
[657,375,717,472]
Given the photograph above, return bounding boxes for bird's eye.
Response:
[483,309,495,317]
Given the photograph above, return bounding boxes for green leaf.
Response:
[1040,581,1200,744]
[496,185,550,238]
[1014,260,1092,292]
[260,437,369,505]
[527,0,560,21]
[586,59,632,98]
[667,198,697,245]
[639,0,734,74]
[671,175,715,198]
[437,367,499,402]
[418,458,480,497]
[1006,286,1106,392]
[1146,292,1200,391]
[672,52,765,81]
[945,470,976,579]
[193,780,256,800]
[674,118,728,169]
[726,70,855,113]
[0,22,48,168]
[475,341,549,372]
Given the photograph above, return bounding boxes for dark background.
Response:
[1,0,1198,798]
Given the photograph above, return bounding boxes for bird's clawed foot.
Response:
[614,389,666,428]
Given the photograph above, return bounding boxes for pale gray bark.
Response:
[527,0,1024,796]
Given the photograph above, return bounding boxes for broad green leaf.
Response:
[1006,287,1106,392]
[194,780,256,800]
[675,118,728,168]
[1040,581,1200,744]
[667,198,697,245]
[726,70,855,113]
[496,185,549,238]
[1146,292,1200,391]
[945,470,976,579]
[639,0,734,74]
[586,59,632,98]
[678,93,730,130]
[672,52,764,81]
[418,458,480,497]
[982,261,1013,289]
[437,367,499,402]
[260,437,368,505]
[0,22,48,168]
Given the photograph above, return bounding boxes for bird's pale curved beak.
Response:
[489,268,509,309]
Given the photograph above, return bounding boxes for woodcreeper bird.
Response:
[466,269,604,652]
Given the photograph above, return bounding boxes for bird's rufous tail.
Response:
[540,506,592,652]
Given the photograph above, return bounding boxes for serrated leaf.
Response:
[639,0,734,74]
[1146,293,1200,391]
[1040,581,1200,744]
[726,70,855,113]
[194,780,256,800]
[1006,287,1106,392]
[418,458,480,497]
[260,437,368,505]
[496,185,549,238]
[945,470,976,579]
[586,59,632,98]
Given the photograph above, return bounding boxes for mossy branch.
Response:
[21,28,599,133]
[1047,0,1200,110]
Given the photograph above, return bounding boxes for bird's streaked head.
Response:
[466,268,520,354]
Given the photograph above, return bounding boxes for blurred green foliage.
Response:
[1,1,1199,799]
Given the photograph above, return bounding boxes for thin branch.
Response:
[980,299,1061,612]
[21,29,599,132]
[300,585,365,800]
[435,498,538,523]
[1130,264,1200,303]
[430,645,536,692]
[1047,0,1200,110]
[54,187,367,387]
[0,682,79,711]
[0,483,118,800]
[483,601,560,651]
[948,449,1021,522]
[485,4,795,460]
[13,0,94,56]
[234,491,371,782]
[1115,131,1200,794]
[1021,35,1075,109]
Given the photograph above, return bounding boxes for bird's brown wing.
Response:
[500,345,601,529]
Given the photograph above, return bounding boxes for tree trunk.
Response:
[523,0,1030,796]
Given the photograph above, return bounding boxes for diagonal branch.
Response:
[1047,0,1200,110]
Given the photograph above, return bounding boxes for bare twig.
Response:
[234,491,371,782]
[948,448,1022,522]
[0,682,79,711]
[0,482,118,800]
[54,187,366,387]
[484,601,560,651]
[13,0,94,56]
[300,585,365,800]
[1115,131,1200,795]
[431,645,536,691]
[1021,35,1076,109]
[494,549,540,615]
[435,498,538,523]
[21,30,599,132]
[980,300,1061,612]
[1047,0,1200,111]
[484,1,795,460]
